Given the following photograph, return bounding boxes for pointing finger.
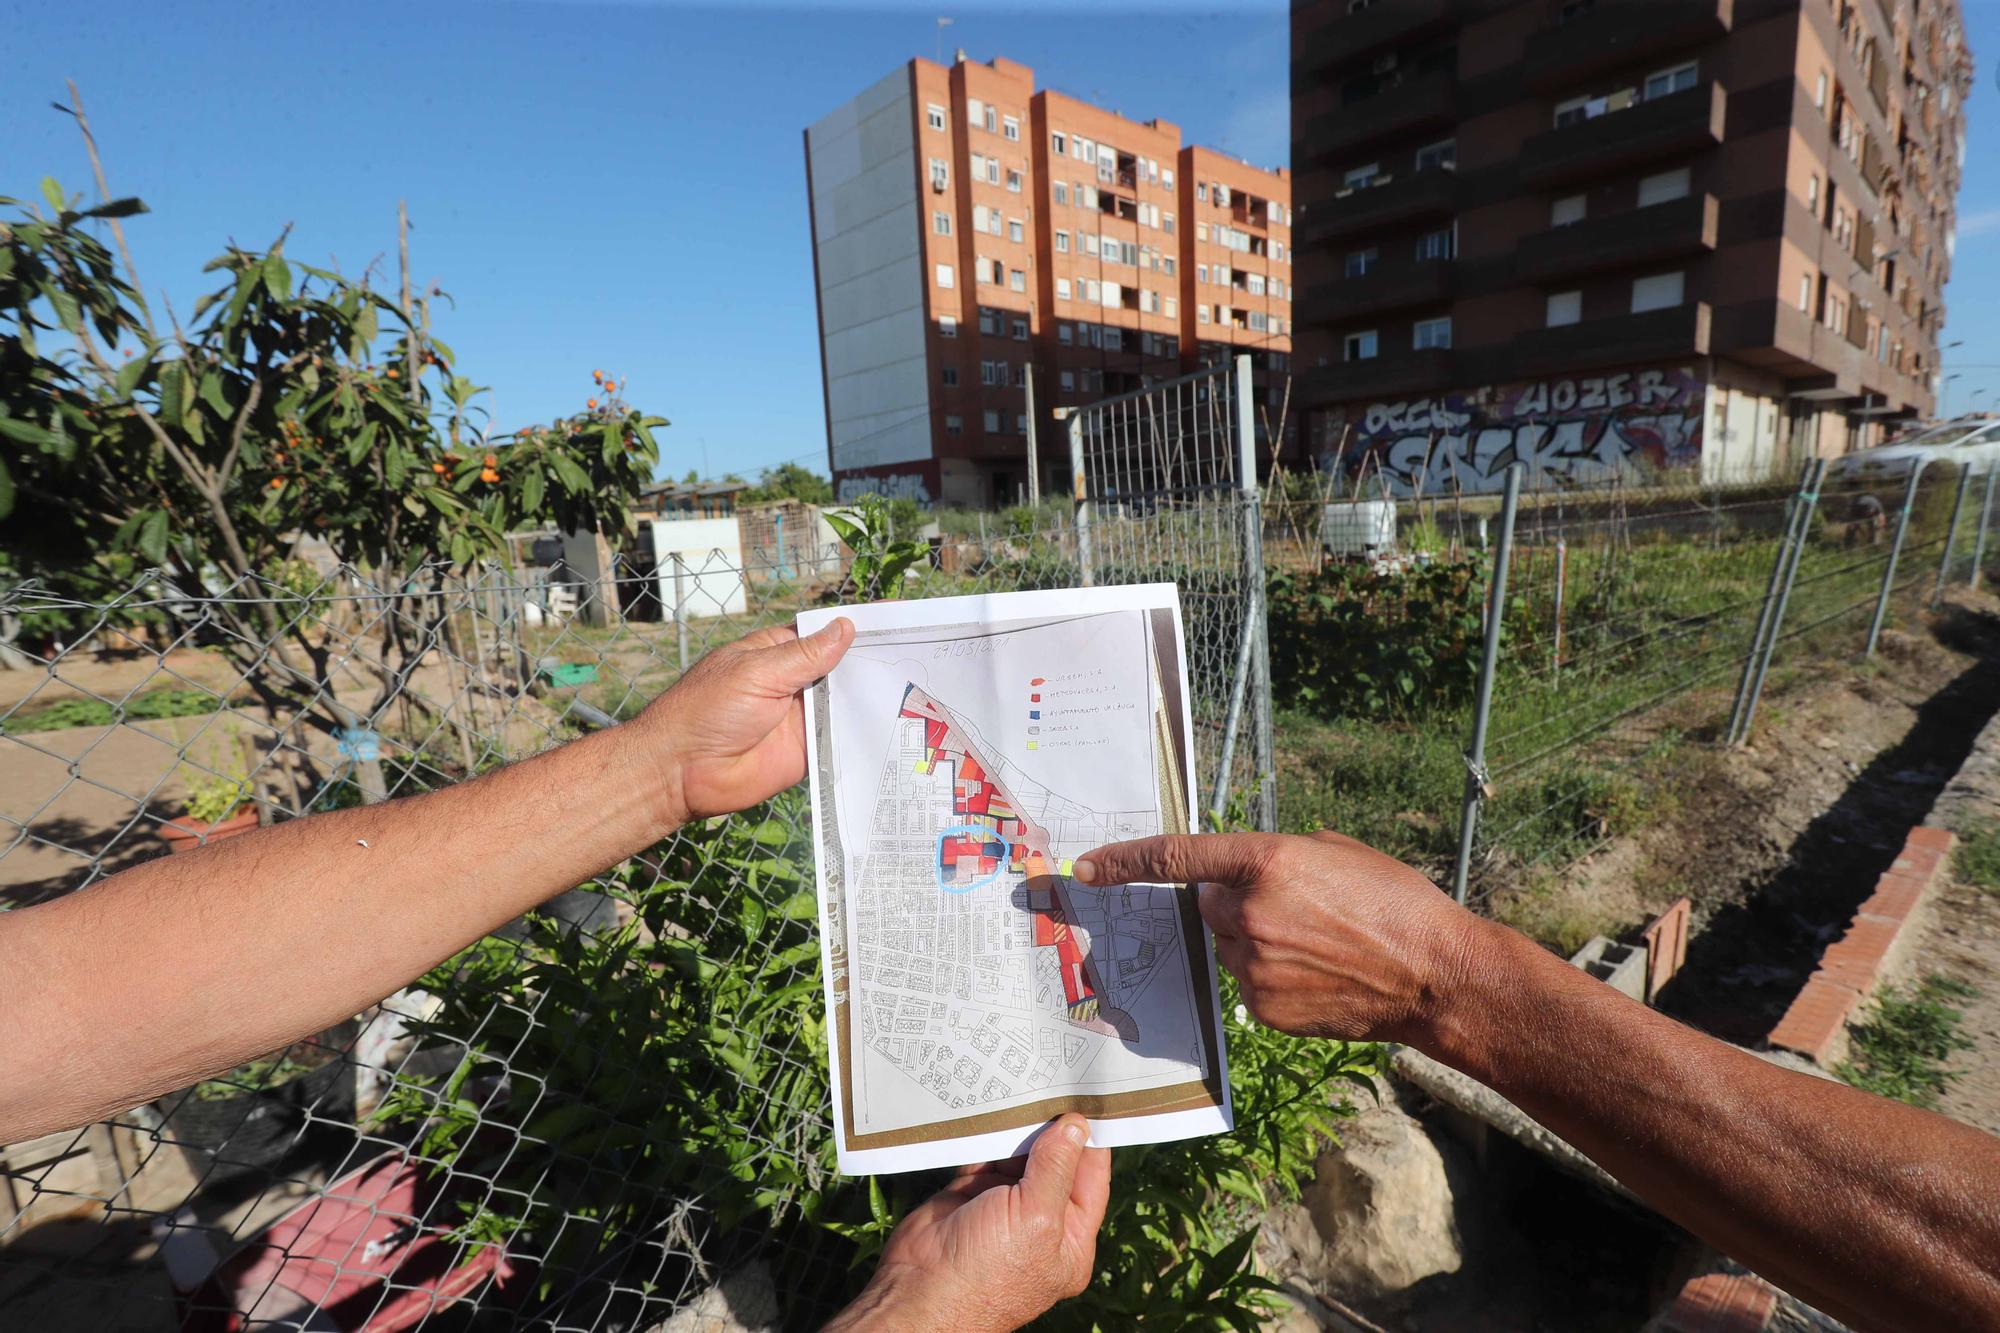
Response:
[1073,833,1276,891]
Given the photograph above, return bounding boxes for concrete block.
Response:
[1570,936,1649,1002]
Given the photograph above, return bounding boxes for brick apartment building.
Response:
[804,55,1295,506]
[1292,0,1971,493]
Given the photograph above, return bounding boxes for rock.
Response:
[649,1261,780,1333]
[1295,1101,1463,1296]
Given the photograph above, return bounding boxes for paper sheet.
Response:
[799,584,1232,1175]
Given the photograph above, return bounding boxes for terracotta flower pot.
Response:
[161,807,261,854]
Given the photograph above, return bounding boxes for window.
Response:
[1009,219,1024,243]
[1003,115,1020,141]
[930,158,949,191]
[1196,222,1209,242]
[1415,139,1456,172]
[940,315,958,338]
[990,258,1007,284]
[1009,268,1026,292]
[1415,224,1456,261]
[1058,322,1073,344]
[1084,234,1099,256]
[1554,96,1593,128]
[933,211,952,235]
[1163,212,1176,235]
[1815,70,1828,110]
[1054,181,1069,205]
[1197,305,1211,324]
[1060,370,1075,390]
[983,409,1000,432]
[1196,182,1209,202]
[1055,230,1070,253]
[1630,270,1685,312]
[1637,167,1691,207]
[927,103,946,131]
[1006,169,1023,193]
[979,359,1001,386]
[985,157,1001,185]
[1413,317,1452,349]
[967,98,984,128]
[941,365,959,386]
[1546,290,1582,326]
[936,263,954,288]
[1197,263,1209,284]
[982,104,997,132]
[1162,168,1174,189]
[1052,131,1067,155]
[1245,272,1266,296]
[945,414,962,435]
[1011,317,1028,340]
[1163,297,1177,319]
[1345,248,1377,277]
[1056,277,1071,300]
[1644,62,1697,100]
[978,307,1002,335]
[1798,273,1813,312]
[1162,256,1176,277]
[1215,264,1231,286]
[1342,163,1380,189]
[1015,413,1029,434]
[1806,175,1819,211]
[1343,330,1379,361]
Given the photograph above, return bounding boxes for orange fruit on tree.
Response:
[480,468,500,483]
[587,397,598,409]
[269,477,285,490]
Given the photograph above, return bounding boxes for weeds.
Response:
[1835,973,1978,1109]
[3,687,235,734]
[1953,822,2000,894]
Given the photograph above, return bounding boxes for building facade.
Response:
[1292,0,1971,493]
[805,55,1294,506]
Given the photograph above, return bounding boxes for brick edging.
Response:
[1765,826,1956,1065]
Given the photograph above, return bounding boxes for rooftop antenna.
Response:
[936,15,953,64]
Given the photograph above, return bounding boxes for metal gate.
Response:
[1064,354,1276,832]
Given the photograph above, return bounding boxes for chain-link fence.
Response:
[1448,458,1987,911]
[0,463,1278,1331]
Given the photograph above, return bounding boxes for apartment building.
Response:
[805,54,1293,506]
[1291,0,1971,492]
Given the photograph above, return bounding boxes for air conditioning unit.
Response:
[931,178,946,193]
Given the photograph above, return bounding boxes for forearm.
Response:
[0,718,678,1142]
[1430,918,2000,1329]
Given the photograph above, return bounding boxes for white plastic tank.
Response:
[1319,500,1398,560]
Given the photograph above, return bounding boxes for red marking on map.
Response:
[900,682,1135,1039]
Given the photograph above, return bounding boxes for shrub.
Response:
[1954,822,2000,894]
[1266,558,1488,720]
[1835,973,1977,1109]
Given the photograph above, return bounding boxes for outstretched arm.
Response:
[0,618,854,1144]
[1075,831,2000,1332]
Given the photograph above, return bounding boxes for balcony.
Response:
[1296,165,1460,248]
[1512,302,1711,378]
[1302,68,1457,163]
[1303,258,1456,325]
[1515,193,1718,285]
[1299,348,1458,404]
[1518,82,1725,188]
[1295,0,1461,80]
[1523,0,1733,94]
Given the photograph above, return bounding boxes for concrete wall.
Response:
[648,517,747,617]
[807,68,932,478]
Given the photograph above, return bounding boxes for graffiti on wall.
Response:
[1317,366,1705,495]
[835,472,933,504]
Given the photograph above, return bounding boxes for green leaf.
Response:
[550,453,589,494]
[262,253,292,300]
[520,463,545,515]
[77,197,148,220]
[0,456,14,519]
[157,362,184,429]
[115,352,149,398]
[136,509,169,566]
[39,177,66,214]
[48,287,82,334]
[0,417,56,449]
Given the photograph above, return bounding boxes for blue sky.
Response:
[8,1,1994,475]
[8,0,1287,483]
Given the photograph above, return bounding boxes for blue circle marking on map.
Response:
[935,825,1006,893]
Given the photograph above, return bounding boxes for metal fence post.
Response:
[1067,410,1094,587]
[1972,468,1998,593]
[1726,459,1816,744]
[1735,458,1826,744]
[1865,464,1927,656]
[1931,464,1975,609]
[1452,463,1524,905]
[671,552,689,670]
[1233,354,1276,831]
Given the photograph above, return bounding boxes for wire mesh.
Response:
[1449,458,1977,911]
[0,493,1269,1331]
[1068,357,1274,830]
